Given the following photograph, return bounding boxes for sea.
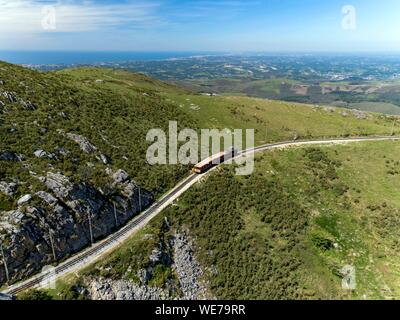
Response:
[0,51,221,66]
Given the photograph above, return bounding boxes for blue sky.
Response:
[1,0,400,52]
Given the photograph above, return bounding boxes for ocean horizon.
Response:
[0,51,222,65]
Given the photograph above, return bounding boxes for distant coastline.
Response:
[0,51,223,66]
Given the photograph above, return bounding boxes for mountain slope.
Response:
[73,140,400,300]
[0,62,398,291]
[0,62,195,286]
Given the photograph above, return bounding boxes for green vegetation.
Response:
[18,289,53,300]
[2,62,400,299]
[0,62,195,205]
[160,140,400,299]
[2,61,396,214]
[165,93,399,145]
[58,140,400,300]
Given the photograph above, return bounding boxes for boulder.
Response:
[99,154,111,165]
[0,181,18,196]
[0,151,24,162]
[0,293,15,301]
[34,150,47,158]
[65,133,97,154]
[17,194,32,206]
[112,170,130,184]
[44,172,73,199]
[36,191,58,206]
[1,91,17,103]
[20,100,37,110]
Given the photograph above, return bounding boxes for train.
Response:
[192,148,239,174]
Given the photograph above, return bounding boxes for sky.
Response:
[1,0,400,52]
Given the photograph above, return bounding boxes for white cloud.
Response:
[0,0,161,33]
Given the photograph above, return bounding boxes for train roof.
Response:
[195,151,226,168]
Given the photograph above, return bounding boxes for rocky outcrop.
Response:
[172,231,209,300]
[352,109,368,120]
[0,91,36,110]
[58,130,97,154]
[87,278,169,300]
[85,229,213,301]
[0,181,18,196]
[0,293,15,300]
[0,151,24,162]
[0,171,153,285]
[17,194,32,206]
[1,91,17,103]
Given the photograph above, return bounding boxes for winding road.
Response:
[2,136,399,295]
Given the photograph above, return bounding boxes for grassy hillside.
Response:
[0,60,397,209]
[166,140,400,299]
[0,62,195,209]
[58,140,400,300]
[177,77,400,115]
[163,94,399,145]
[2,63,400,295]
[57,67,399,144]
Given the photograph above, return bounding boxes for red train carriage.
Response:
[193,148,238,174]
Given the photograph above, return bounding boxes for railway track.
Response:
[2,135,399,295]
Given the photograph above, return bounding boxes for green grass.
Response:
[163,93,398,146]
[349,102,400,115]
[0,62,195,204]
[2,63,400,296]
[76,140,400,300]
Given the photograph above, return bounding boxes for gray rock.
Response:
[44,172,73,198]
[65,132,97,154]
[1,91,17,103]
[352,109,368,120]
[87,278,168,300]
[17,194,32,206]
[20,100,37,110]
[0,181,18,196]
[112,170,130,184]
[34,150,47,158]
[0,293,15,301]
[36,191,58,206]
[99,154,111,165]
[0,169,153,286]
[149,247,163,264]
[172,231,210,300]
[0,151,24,162]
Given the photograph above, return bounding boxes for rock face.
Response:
[87,278,168,300]
[17,194,32,206]
[0,151,24,162]
[0,293,15,301]
[34,150,47,158]
[85,230,213,301]
[0,181,18,196]
[0,171,153,286]
[172,231,209,300]
[352,109,368,120]
[62,131,97,154]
